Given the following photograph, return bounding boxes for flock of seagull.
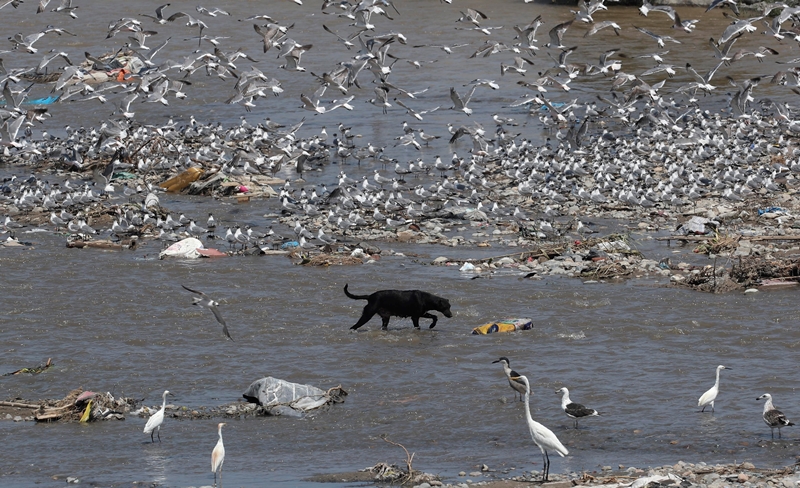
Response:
[0,0,799,251]
[492,357,795,481]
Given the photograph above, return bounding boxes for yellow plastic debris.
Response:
[159,167,204,192]
[80,399,93,422]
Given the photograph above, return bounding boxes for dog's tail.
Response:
[343,284,370,300]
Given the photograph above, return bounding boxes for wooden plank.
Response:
[0,401,42,409]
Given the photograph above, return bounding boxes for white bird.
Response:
[450,86,477,115]
[556,387,600,429]
[518,375,568,481]
[143,390,170,443]
[698,365,731,413]
[758,393,794,439]
[492,357,527,401]
[212,422,227,486]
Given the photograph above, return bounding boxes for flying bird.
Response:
[182,285,234,340]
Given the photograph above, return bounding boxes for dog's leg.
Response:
[381,314,391,330]
[420,312,438,329]
[412,316,421,328]
[351,304,377,330]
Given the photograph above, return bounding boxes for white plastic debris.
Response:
[242,377,347,416]
[350,248,367,259]
[459,262,476,272]
[144,192,160,209]
[159,237,204,259]
[630,473,684,488]
[596,240,631,252]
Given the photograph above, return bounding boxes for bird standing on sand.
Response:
[698,365,730,413]
[518,375,568,481]
[182,285,234,340]
[492,357,527,401]
[556,387,600,429]
[212,422,227,486]
[758,393,794,439]
[143,390,170,443]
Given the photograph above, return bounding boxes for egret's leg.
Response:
[544,450,551,481]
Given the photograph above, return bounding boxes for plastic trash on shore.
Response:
[159,167,204,193]
[676,216,719,236]
[459,262,476,272]
[159,237,204,259]
[242,376,347,417]
[472,318,532,335]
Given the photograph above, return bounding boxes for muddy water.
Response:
[2,209,800,487]
[2,0,800,487]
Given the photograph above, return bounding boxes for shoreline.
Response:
[307,460,800,487]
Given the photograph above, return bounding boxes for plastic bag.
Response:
[159,237,204,259]
[242,377,347,416]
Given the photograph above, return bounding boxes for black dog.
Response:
[344,284,453,330]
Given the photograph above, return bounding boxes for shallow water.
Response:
[2,0,800,487]
[2,219,800,487]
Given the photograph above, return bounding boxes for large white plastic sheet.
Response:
[242,376,345,416]
[159,237,204,259]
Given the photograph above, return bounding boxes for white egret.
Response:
[518,375,568,481]
[143,390,170,443]
[758,393,794,439]
[212,422,227,486]
[698,365,730,413]
[492,357,527,401]
[556,387,600,429]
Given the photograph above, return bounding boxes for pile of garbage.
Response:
[435,234,643,280]
[0,388,136,423]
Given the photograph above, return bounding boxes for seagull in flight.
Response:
[182,285,234,340]
[634,26,681,48]
[546,20,573,49]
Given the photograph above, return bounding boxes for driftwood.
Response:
[3,358,53,376]
[0,401,42,409]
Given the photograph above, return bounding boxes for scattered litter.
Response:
[144,192,160,209]
[459,262,476,272]
[744,288,759,294]
[301,253,363,266]
[242,377,347,417]
[280,241,299,249]
[197,248,227,258]
[676,216,719,235]
[758,207,784,216]
[28,388,133,422]
[3,358,53,376]
[0,236,29,248]
[159,167,205,193]
[472,318,532,335]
